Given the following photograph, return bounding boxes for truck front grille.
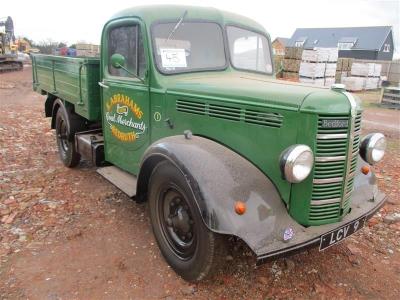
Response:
[342,112,362,211]
[310,112,362,223]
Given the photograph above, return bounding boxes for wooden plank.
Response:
[97,166,137,197]
[382,98,400,104]
[383,92,400,98]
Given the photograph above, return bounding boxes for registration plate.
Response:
[319,216,366,251]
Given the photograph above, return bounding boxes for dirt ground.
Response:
[0,68,399,300]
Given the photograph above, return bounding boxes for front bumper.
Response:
[256,189,386,264]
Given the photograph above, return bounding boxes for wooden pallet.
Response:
[381,87,400,108]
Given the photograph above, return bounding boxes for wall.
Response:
[377,31,394,61]
[339,50,378,60]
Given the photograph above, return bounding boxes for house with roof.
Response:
[287,26,394,61]
[272,37,289,56]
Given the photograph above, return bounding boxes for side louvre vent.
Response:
[176,99,283,128]
[209,104,241,121]
[176,99,206,115]
[245,110,283,128]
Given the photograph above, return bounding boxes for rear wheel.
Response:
[55,107,85,168]
[148,160,225,282]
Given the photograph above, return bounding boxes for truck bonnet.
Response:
[164,73,345,111]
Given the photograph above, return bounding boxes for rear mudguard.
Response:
[137,135,300,255]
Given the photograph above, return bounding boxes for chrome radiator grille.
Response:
[342,112,362,211]
[310,112,362,222]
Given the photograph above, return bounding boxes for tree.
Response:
[36,39,58,54]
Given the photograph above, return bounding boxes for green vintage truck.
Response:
[31,5,387,281]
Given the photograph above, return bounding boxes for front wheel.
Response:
[148,160,225,282]
[55,108,84,168]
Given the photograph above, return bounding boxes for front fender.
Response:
[137,135,302,254]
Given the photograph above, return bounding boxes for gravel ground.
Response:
[0,68,399,299]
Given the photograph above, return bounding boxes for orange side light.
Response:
[361,165,370,175]
[235,201,246,215]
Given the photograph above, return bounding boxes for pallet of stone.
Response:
[365,77,380,90]
[342,76,366,91]
[324,77,335,87]
[373,64,382,77]
[337,59,344,71]
[335,71,342,83]
[274,55,284,71]
[283,59,301,72]
[337,58,353,72]
[299,62,324,77]
[283,71,299,80]
[284,47,303,60]
[301,48,338,63]
[351,63,381,77]
[299,62,337,78]
[299,76,335,87]
[76,49,99,57]
[76,43,100,52]
[323,63,336,77]
[344,58,353,72]
[335,71,349,84]
[300,77,323,86]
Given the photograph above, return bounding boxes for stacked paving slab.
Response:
[282,47,303,80]
[299,48,338,87]
[335,58,353,83]
[76,43,100,57]
[341,62,382,91]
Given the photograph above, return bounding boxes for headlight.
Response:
[280,145,314,183]
[360,133,386,164]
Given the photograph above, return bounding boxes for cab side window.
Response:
[108,24,146,78]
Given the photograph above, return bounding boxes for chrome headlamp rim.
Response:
[360,133,386,165]
[280,144,314,183]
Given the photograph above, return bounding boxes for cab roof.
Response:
[111,5,268,36]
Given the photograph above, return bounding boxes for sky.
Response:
[2,0,399,57]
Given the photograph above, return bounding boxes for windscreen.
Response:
[152,22,226,73]
[227,26,272,74]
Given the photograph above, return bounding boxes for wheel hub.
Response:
[171,206,191,235]
[58,119,69,152]
[159,188,196,260]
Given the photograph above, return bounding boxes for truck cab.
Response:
[32,5,387,282]
[99,6,276,175]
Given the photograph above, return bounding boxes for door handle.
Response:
[98,81,109,89]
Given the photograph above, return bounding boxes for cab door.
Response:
[100,19,149,174]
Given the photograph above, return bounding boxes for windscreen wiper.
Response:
[165,10,188,42]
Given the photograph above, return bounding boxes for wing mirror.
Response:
[111,53,126,69]
[110,53,145,84]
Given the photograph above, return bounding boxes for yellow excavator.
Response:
[0,16,23,72]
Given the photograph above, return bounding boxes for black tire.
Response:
[148,160,225,282]
[55,107,85,168]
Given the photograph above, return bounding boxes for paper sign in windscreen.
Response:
[160,48,187,68]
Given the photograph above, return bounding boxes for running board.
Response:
[97,166,137,197]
